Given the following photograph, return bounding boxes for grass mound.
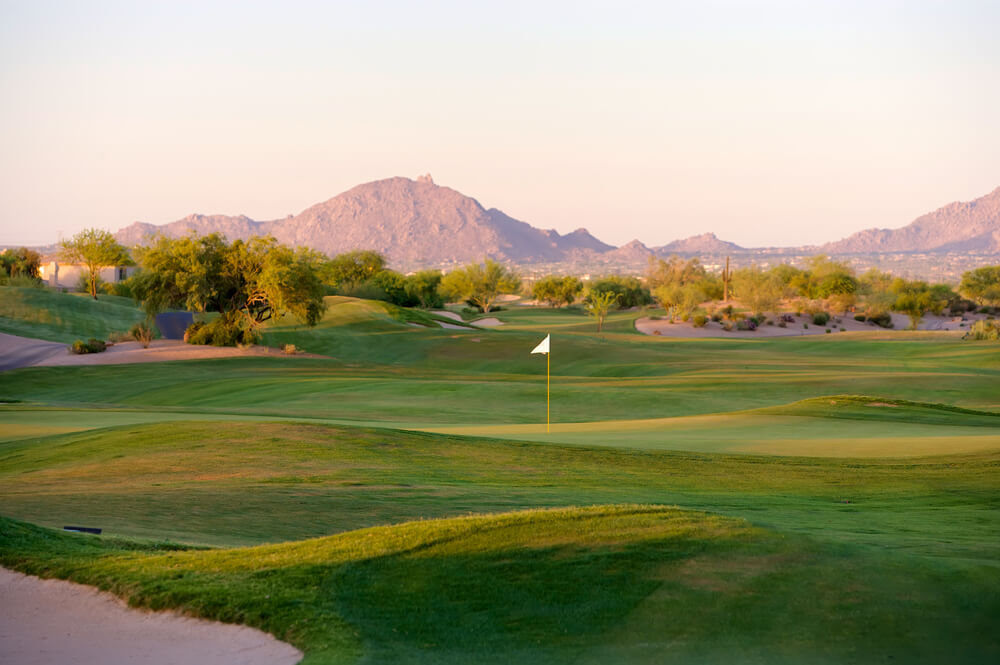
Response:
[0,286,145,342]
[5,502,997,664]
[753,394,1000,426]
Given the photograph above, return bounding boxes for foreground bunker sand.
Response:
[0,567,302,665]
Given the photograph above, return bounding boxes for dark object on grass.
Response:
[155,311,194,340]
[63,526,102,534]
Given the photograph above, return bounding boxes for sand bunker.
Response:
[0,567,302,665]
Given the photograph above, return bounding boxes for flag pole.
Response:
[546,348,550,433]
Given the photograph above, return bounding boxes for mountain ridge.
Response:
[18,177,1000,268]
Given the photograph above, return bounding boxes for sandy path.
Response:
[0,333,328,370]
[0,567,302,665]
[0,333,65,371]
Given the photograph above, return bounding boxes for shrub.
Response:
[965,320,1000,340]
[282,343,299,354]
[6,274,43,288]
[185,317,257,347]
[868,312,893,328]
[692,314,708,328]
[70,338,107,354]
[130,321,155,349]
[825,328,832,334]
[812,312,830,326]
[781,314,796,323]
[778,320,787,328]
[854,314,866,322]
[736,318,757,331]
[722,321,734,332]
[803,323,809,329]
[710,313,723,322]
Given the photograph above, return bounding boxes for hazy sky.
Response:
[1,0,998,248]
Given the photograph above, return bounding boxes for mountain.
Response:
[822,187,1000,254]
[115,175,612,267]
[656,232,744,255]
[600,239,655,263]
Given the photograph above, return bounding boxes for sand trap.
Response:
[0,567,302,665]
[471,317,503,327]
[431,310,464,322]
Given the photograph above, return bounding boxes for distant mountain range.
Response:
[24,176,1000,269]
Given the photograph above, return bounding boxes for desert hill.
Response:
[821,187,1000,254]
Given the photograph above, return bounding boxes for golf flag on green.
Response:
[531,334,551,432]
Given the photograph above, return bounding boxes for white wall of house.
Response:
[38,262,134,290]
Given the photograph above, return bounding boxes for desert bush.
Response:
[282,343,299,354]
[867,312,893,328]
[736,318,757,331]
[5,274,43,288]
[186,317,257,347]
[965,320,1000,340]
[710,313,723,322]
[71,338,107,354]
[129,321,155,349]
[781,314,796,323]
[722,321,734,332]
[812,312,830,326]
[826,328,832,334]
[854,314,866,322]
[692,314,708,328]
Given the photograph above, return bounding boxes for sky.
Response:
[1,0,998,248]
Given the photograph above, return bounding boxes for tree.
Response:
[533,275,583,308]
[404,270,444,308]
[133,233,325,344]
[585,290,619,333]
[321,250,386,289]
[0,247,42,280]
[732,265,782,317]
[59,229,132,299]
[439,259,520,313]
[895,291,933,330]
[959,265,1000,306]
[588,276,651,309]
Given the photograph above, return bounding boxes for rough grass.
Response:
[0,286,145,342]
[2,300,999,662]
[3,504,997,665]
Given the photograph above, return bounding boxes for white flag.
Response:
[530,334,550,355]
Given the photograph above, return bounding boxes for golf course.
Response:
[1,287,999,664]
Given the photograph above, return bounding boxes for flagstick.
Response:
[546,348,550,433]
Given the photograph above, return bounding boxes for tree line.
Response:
[6,228,1000,342]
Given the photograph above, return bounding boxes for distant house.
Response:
[38,255,136,290]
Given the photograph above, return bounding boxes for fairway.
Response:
[2,295,999,663]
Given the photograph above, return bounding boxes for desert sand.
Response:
[0,333,325,371]
[0,567,302,665]
[635,312,982,338]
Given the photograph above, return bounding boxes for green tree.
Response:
[0,247,42,280]
[59,229,132,300]
[959,265,1000,306]
[404,270,444,309]
[533,275,583,308]
[585,290,619,333]
[588,276,651,309]
[321,250,386,289]
[439,259,520,313]
[732,265,782,317]
[133,234,325,344]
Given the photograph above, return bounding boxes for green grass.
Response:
[3,504,997,665]
[0,286,146,342]
[1,298,999,662]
